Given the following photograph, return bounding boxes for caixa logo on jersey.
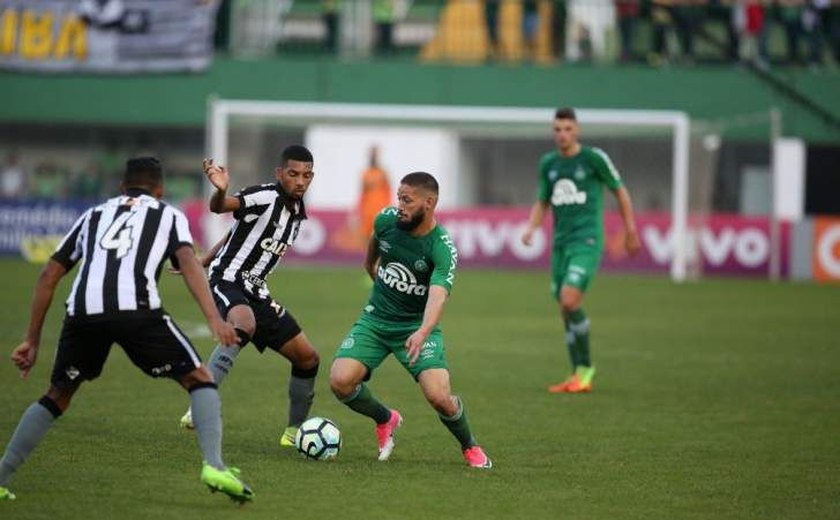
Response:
[261,237,289,257]
[377,262,427,296]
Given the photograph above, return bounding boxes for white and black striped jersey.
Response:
[51,190,194,317]
[208,183,306,300]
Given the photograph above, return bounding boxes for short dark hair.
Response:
[281,145,313,165]
[123,157,163,188]
[400,172,438,194]
[554,107,577,121]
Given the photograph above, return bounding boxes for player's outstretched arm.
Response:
[200,231,231,268]
[406,285,449,366]
[614,186,641,256]
[174,246,239,347]
[203,158,241,214]
[12,259,68,378]
[521,200,548,246]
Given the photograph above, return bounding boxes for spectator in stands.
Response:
[803,0,830,68]
[70,164,104,199]
[523,1,540,59]
[733,0,769,69]
[374,0,395,54]
[550,0,567,60]
[323,0,340,53]
[615,0,641,62]
[672,0,704,65]
[830,1,840,63]
[31,162,65,199]
[486,0,500,56]
[649,0,675,66]
[566,0,614,63]
[1,152,27,199]
[778,0,804,65]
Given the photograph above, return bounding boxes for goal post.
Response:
[206,98,692,282]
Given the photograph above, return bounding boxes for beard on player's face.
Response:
[396,208,425,231]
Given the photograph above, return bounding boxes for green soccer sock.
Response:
[563,316,580,371]
[341,383,391,425]
[438,396,477,450]
[568,308,591,367]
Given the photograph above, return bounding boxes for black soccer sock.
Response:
[568,308,591,367]
[438,396,477,450]
[563,316,580,371]
[340,383,391,425]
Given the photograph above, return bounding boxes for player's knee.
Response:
[180,365,214,389]
[296,348,320,372]
[561,296,580,314]
[228,307,256,338]
[234,328,252,348]
[45,385,77,413]
[328,371,356,399]
[426,392,456,416]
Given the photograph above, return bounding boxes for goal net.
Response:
[205,99,697,282]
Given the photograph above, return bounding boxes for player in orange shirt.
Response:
[358,146,392,239]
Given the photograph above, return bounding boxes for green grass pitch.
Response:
[0,259,838,519]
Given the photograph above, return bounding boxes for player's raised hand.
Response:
[11,339,39,378]
[625,229,642,257]
[203,158,230,193]
[208,316,239,347]
[405,330,427,366]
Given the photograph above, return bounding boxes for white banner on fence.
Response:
[0,0,218,73]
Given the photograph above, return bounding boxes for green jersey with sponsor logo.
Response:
[365,207,458,323]
[537,146,623,248]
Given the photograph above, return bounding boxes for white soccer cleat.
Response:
[179,409,194,430]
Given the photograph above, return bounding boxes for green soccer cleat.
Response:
[179,409,194,430]
[575,365,596,389]
[201,463,254,504]
[0,486,15,501]
[280,426,298,448]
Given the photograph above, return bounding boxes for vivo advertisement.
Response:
[280,209,791,278]
[0,199,804,279]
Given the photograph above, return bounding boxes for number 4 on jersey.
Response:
[100,211,137,259]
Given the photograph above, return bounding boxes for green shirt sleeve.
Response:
[430,231,458,293]
[536,153,553,202]
[590,147,623,191]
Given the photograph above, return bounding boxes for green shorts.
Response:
[333,315,448,380]
[550,243,602,299]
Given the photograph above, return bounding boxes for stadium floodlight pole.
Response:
[206,99,692,282]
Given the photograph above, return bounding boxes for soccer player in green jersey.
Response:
[329,172,492,468]
[522,107,641,394]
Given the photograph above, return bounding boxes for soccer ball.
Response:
[295,417,341,460]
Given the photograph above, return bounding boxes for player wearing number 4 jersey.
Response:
[0,158,251,503]
[522,108,641,394]
[330,172,491,469]
[178,145,320,448]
